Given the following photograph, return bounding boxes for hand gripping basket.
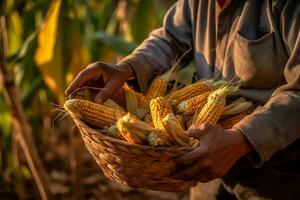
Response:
[68,87,197,192]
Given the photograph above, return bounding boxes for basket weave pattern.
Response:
[73,117,197,192]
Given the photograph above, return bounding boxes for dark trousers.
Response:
[190,159,300,200]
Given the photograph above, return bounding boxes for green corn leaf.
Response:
[93,31,137,55]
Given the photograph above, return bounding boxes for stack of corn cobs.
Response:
[64,74,254,147]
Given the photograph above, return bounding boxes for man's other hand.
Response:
[174,123,253,182]
[65,62,134,104]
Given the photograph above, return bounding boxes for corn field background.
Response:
[0,0,196,199]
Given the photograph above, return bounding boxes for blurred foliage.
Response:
[1,0,193,198]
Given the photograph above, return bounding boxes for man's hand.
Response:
[65,62,134,104]
[174,123,253,182]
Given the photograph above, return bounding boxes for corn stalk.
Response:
[0,16,51,200]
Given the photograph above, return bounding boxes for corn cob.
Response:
[139,75,169,111]
[165,80,225,106]
[124,83,144,99]
[219,112,248,129]
[150,97,174,130]
[145,78,168,98]
[176,91,212,115]
[148,96,176,145]
[193,86,238,125]
[175,114,186,130]
[64,99,126,128]
[116,113,154,144]
[123,84,139,115]
[116,113,171,146]
[162,114,199,147]
[162,114,190,146]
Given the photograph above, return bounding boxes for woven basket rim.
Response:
[73,116,196,151]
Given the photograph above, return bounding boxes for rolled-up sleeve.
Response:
[120,0,194,93]
[234,2,300,163]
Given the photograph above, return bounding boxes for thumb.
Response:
[187,124,207,139]
[94,76,124,104]
[94,93,105,104]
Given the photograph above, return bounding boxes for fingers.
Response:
[65,61,128,104]
[187,123,214,139]
[173,159,218,182]
[173,160,204,181]
[65,62,105,95]
[174,124,215,165]
[110,88,126,109]
[174,147,205,165]
[187,127,204,139]
[94,74,125,104]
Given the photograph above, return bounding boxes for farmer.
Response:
[66,0,300,199]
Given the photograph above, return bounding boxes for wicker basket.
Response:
[68,87,197,192]
[73,117,197,192]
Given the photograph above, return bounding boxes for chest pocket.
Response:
[233,31,282,89]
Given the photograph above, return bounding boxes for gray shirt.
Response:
[121,0,300,165]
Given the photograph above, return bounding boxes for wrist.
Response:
[118,62,135,79]
[226,128,253,157]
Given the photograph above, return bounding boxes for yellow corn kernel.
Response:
[150,97,174,130]
[139,78,168,111]
[176,91,212,115]
[193,86,238,125]
[64,99,126,128]
[219,112,249,129]
[165,80,226,106]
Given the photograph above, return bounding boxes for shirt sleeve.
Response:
[234,1,300,164]
[120,0,194,93]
